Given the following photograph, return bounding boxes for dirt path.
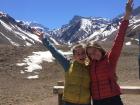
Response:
[0,70,59,105]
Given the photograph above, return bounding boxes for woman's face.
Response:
[73,47,86,64]
[87,47,102,61]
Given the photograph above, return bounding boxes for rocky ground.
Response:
[0,44,140,105]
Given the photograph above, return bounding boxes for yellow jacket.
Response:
[42,38,90,104]
[63,61,91,104]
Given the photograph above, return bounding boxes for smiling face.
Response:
[73,46,86,64]
[86,47,102,61]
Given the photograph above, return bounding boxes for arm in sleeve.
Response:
[42,38,70,71]
[108,20,129,68]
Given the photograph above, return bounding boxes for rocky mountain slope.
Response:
[0,12,58,46]
[0,12,42,46]
[0,6,140,46]
[49,6,140,44]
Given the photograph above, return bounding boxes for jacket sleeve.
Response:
[42,38,70,72]
[108,20,129,69]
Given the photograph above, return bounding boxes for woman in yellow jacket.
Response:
[38,34,91,105]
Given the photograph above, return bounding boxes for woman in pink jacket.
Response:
[86,0,133,105]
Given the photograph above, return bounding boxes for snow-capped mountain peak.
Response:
[0,5,140,46]
[80,18,92,29]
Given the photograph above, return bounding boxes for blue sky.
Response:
[0,0,140,29]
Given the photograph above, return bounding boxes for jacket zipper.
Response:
[94,62,101,99]
[78,66,84,103]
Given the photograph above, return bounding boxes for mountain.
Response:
[51,16,111,44]
[29,22,49,32]
[0,6,140,46]
[48,6,140,45]
[0,12,42,46]
[0,12,59,46]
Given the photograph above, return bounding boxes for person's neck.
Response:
[74,60,85,64]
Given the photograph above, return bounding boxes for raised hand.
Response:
[124,0,133,20]
[39,32,44,40]
[36,32,44,40]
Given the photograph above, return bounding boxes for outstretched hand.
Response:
[36,32,44,40]
[124,0,133,20]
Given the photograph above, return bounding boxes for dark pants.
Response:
[64,101,91,105]
[93,95,124,105]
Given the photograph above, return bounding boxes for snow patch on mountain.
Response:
[0,32,20,46]
[0,20,13,31]
[49,37,60,45]
[125,42,132,46]
[16,50,72,79]
[80,19,92,33]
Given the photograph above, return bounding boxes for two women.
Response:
[38,0,133,105]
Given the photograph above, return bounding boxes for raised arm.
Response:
[108,0,133,67]
[38,33,70,71]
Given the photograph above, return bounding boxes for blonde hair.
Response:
[86,42,106,60]
[71,43,85,55]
